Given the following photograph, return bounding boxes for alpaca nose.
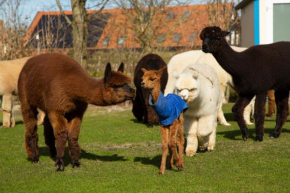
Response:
[141,82,145,87]
[202,44,209,52]
[180,94,187,100]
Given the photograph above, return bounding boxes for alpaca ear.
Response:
[172,70,179,79]
[157,66,167,77]
[118,62,124,73]
[104,63,112,84]
[199,30,205,40]
[141,68,147,73]
[221,31,230,37]
[189,67,199,79]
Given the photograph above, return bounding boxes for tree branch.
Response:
[56,0,72,25]
[88,0,109,21]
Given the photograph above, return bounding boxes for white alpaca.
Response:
[175,63,221,156]
[0,57,44,127]
[165,46,254,126]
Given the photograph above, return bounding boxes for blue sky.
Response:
[21,0,71,23]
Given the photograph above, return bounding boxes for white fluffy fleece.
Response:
[0,57,45,127]
[175,63,222,156]
[164,46,255,126]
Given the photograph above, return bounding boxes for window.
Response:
[167,12,174,20]
[118,36,126,46]
[182,11,190,18]
[103,36,110,46]
[188,32,197,42]
[172,33,181,43]
[157,34,165,43]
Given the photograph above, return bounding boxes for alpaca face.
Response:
[175,72,200,103]
[140,66,167,90]
[103,63,136,105]
[200,26,230,53]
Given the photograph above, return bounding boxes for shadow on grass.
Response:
[130,118,159,127]
[33,147,128,167]
[134,155,161,168]
[217,126,290,141]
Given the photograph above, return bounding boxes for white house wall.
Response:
[261,0,290,44]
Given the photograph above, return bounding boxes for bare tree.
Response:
[114,0,193,53]
[206,0,236,30]
[0,0,29,60]
[56,0,109,69]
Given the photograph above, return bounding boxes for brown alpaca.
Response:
[18,53,135,171]
[141,66,187,174]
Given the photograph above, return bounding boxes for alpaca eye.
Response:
[190,88,197,92]
[111,85,120,90]
[150,78,155,81]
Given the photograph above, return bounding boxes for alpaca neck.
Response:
[150,85,161,104]
[74,76,106,106]
[212,39,244,76]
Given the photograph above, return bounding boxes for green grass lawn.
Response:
[1,103,290,193]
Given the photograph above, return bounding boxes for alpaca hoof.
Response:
[269,132,280,138]
[221,122,231,126]
[158,171,164,175]
[32,156,39,163]
[246,122,254,125]
[32,159,39,164]
[186,149,196,157]
[147,123,153,128]
[241,127,249,141]
[255,134,263,142]
[72,160,81,168]
[177,167,184,171]
[55,158,65,171]
[207,146,214,151]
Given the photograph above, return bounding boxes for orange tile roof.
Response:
[24,4,232,50]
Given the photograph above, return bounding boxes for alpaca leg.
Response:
[269,90,289,138]
[142,90,156,127]
[176,114,184,170]
[169,125,179,170]
[197,114,216,151]
[217,101,231,126]
[37,109,45,125]
[132,91,144,122]
[48,111,68,171]
[184,117,198,156]
[2,94,14,127]
[67,109,86,168]
[22,107,39,163]
[253,92,267,141]
[244,102,254,125]
[159,126,169,174]
[208,122,217,151]
[232,96,254,141]
[43,115,56,157]
[266,90,275,117]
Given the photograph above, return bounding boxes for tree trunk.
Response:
[71,0,88,69]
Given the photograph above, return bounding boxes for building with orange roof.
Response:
[24,4,235,51]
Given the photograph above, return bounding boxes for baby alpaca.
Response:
[141,66,188,174]
[175,63,221,156]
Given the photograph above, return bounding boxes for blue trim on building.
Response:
[254,0,260,45]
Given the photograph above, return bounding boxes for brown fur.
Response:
[18,53,135,170]
[141,66,184,174]
[132,54,168,127]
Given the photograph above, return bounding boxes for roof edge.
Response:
[235,0,253,10]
